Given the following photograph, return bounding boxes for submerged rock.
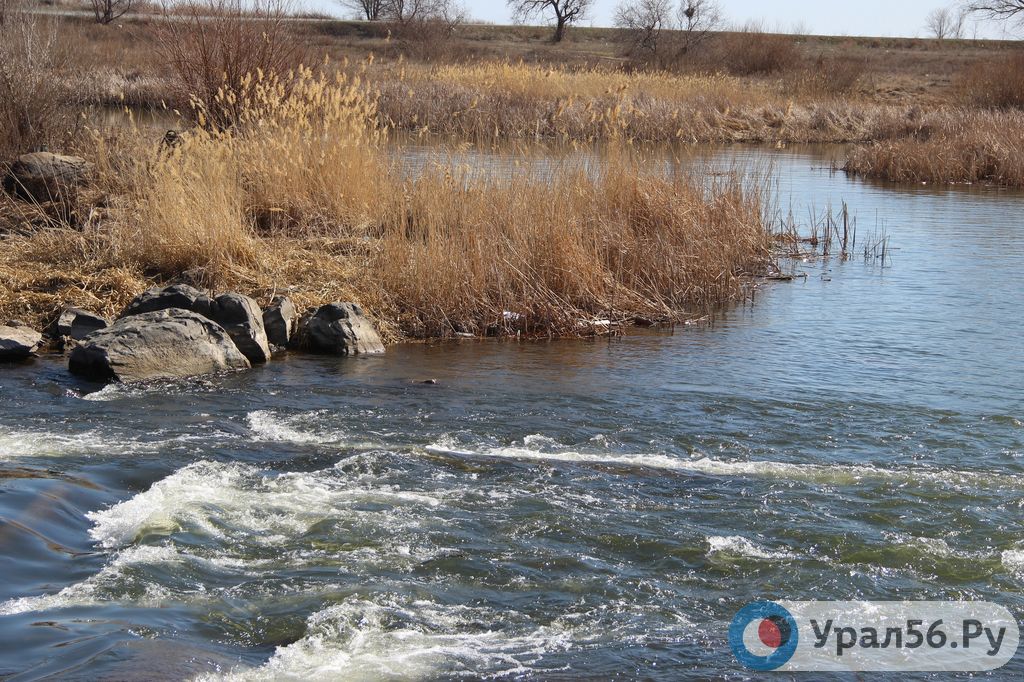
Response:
[209,293,270,364]
[0,324,42,361]
[262,296,297,349]
[69,309,250,383]
[3,152,93,202]
[306,303,384,356]
[120,284,215,320]
[56,307,109,341]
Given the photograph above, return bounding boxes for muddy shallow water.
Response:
[1,145,1022,680]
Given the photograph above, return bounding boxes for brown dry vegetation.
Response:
[0,68,774,338]
[3,6,1024,337]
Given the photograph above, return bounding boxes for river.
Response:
[1,145,1022,680]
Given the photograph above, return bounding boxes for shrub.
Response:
[0,7,76,160]
[155,0,307,129]
[711,25,802,76]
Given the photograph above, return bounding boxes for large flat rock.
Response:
[69,308,250,383]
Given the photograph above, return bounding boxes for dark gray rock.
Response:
[306,302,384,356]
[56,307,109,341]
[262,296,297,349]
[69,308,250,383]
[209,293,270,364]
[0,324,42,361]
[3,152,92,202]
[120,284,215,320]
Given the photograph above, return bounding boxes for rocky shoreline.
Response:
[0,284,384,383]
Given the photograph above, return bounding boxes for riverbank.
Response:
[0,68,774,340]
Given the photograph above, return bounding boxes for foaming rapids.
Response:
[208,597,575,681]
[425,436,1024,491]
[246,411,384,450]
[87,460,445,550]
[0,426,166,459]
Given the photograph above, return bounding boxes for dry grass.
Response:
[367,59,922,145]
[956,50,1024,110]
[844,109,1024,186]
[0,66,774,338]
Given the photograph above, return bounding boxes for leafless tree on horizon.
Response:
[925,6,966,39]
[613,0,721,64]
[507,0,593,43]
[337,0,385,21]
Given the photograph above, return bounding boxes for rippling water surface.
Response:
[1,146,1023,680]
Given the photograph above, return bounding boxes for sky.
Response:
[325,0,1018,39]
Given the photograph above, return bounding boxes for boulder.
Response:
[56,307,109,341]
[68,308,250,383]
[3,152,93,202]
[0,324,42,361]
[262,296,297,349]
[120,284,214,320]
[209,293,270,364]
[306,302,384,356]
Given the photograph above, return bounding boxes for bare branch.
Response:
[507,0,593,42]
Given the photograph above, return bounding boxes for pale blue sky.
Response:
[323,0,1018,39]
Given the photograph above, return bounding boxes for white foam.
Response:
[206,597,578,681]
[246,411,383,450]
[707,535,797,560]
[425,438,1023,490]
[1001,550,1024,574]
[87,460,445,551]
[0,428,133,459]
[0,545,181,615]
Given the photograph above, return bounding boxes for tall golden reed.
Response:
[2,66,775,338]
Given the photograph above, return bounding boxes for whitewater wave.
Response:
[88,460,445,551]
[706,535,798,561]
[207,597,570,681]
[206,591,693,682]
[246,411,384,451]
[0,545,181,615]
[425,437,1023,491]
[0,426,186,460]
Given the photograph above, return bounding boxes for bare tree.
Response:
[614,0,673,57]
[614,0,721,64]
[382,0,466,57]
[91,0,132,24]
[926,6,966,38]
[507,0,593,43]
[338,0,385,20]
[962,0,1024,21]
[676,0,721,54]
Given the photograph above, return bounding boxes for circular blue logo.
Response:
[729,601,799,671]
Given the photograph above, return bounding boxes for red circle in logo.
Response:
[758,618,783,648]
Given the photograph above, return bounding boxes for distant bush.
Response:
[156,0,307,129]
[386,0,467,61]
[0,7,76,160]
[957,51,1024,110]
[711,26,802,76]
[785,55,867,97]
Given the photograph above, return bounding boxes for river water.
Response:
[1,146,1022,680]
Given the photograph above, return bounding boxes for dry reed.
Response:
[1,66,775,338]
